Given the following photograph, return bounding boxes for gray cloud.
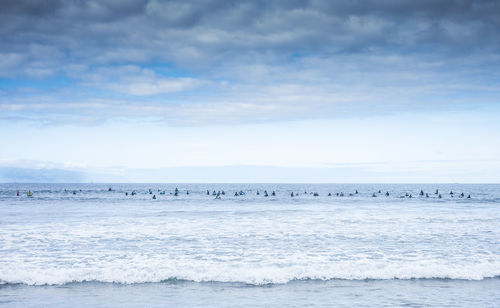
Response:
[1,0,499,125]
[2,0,499,65]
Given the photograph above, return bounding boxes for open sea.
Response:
[0,183,499,307]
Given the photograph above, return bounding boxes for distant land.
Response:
[0,167,86,183]
[1,164,498,183]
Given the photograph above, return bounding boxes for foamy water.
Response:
[1,183,499,306]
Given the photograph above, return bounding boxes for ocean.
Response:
[0,183,499,307]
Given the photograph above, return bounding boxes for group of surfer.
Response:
[146,188,473,200]
[137,187,192,199]
[14,187,472,200]
[142,188,471,200]
[17,190,33,197]
[397,189,471,199]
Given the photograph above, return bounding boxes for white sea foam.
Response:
[1,260,500,285]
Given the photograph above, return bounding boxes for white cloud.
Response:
[73,65,201,95]
[106,77,197,95]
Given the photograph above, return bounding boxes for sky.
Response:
[1,0,500,182]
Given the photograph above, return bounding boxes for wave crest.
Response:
[2,262,500,286]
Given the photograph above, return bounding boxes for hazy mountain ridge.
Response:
[0,167,86,183]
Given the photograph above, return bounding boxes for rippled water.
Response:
[1,183,499,307]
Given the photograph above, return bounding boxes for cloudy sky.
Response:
[1,0,500,182]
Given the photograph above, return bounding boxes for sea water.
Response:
[0,183,499,307]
